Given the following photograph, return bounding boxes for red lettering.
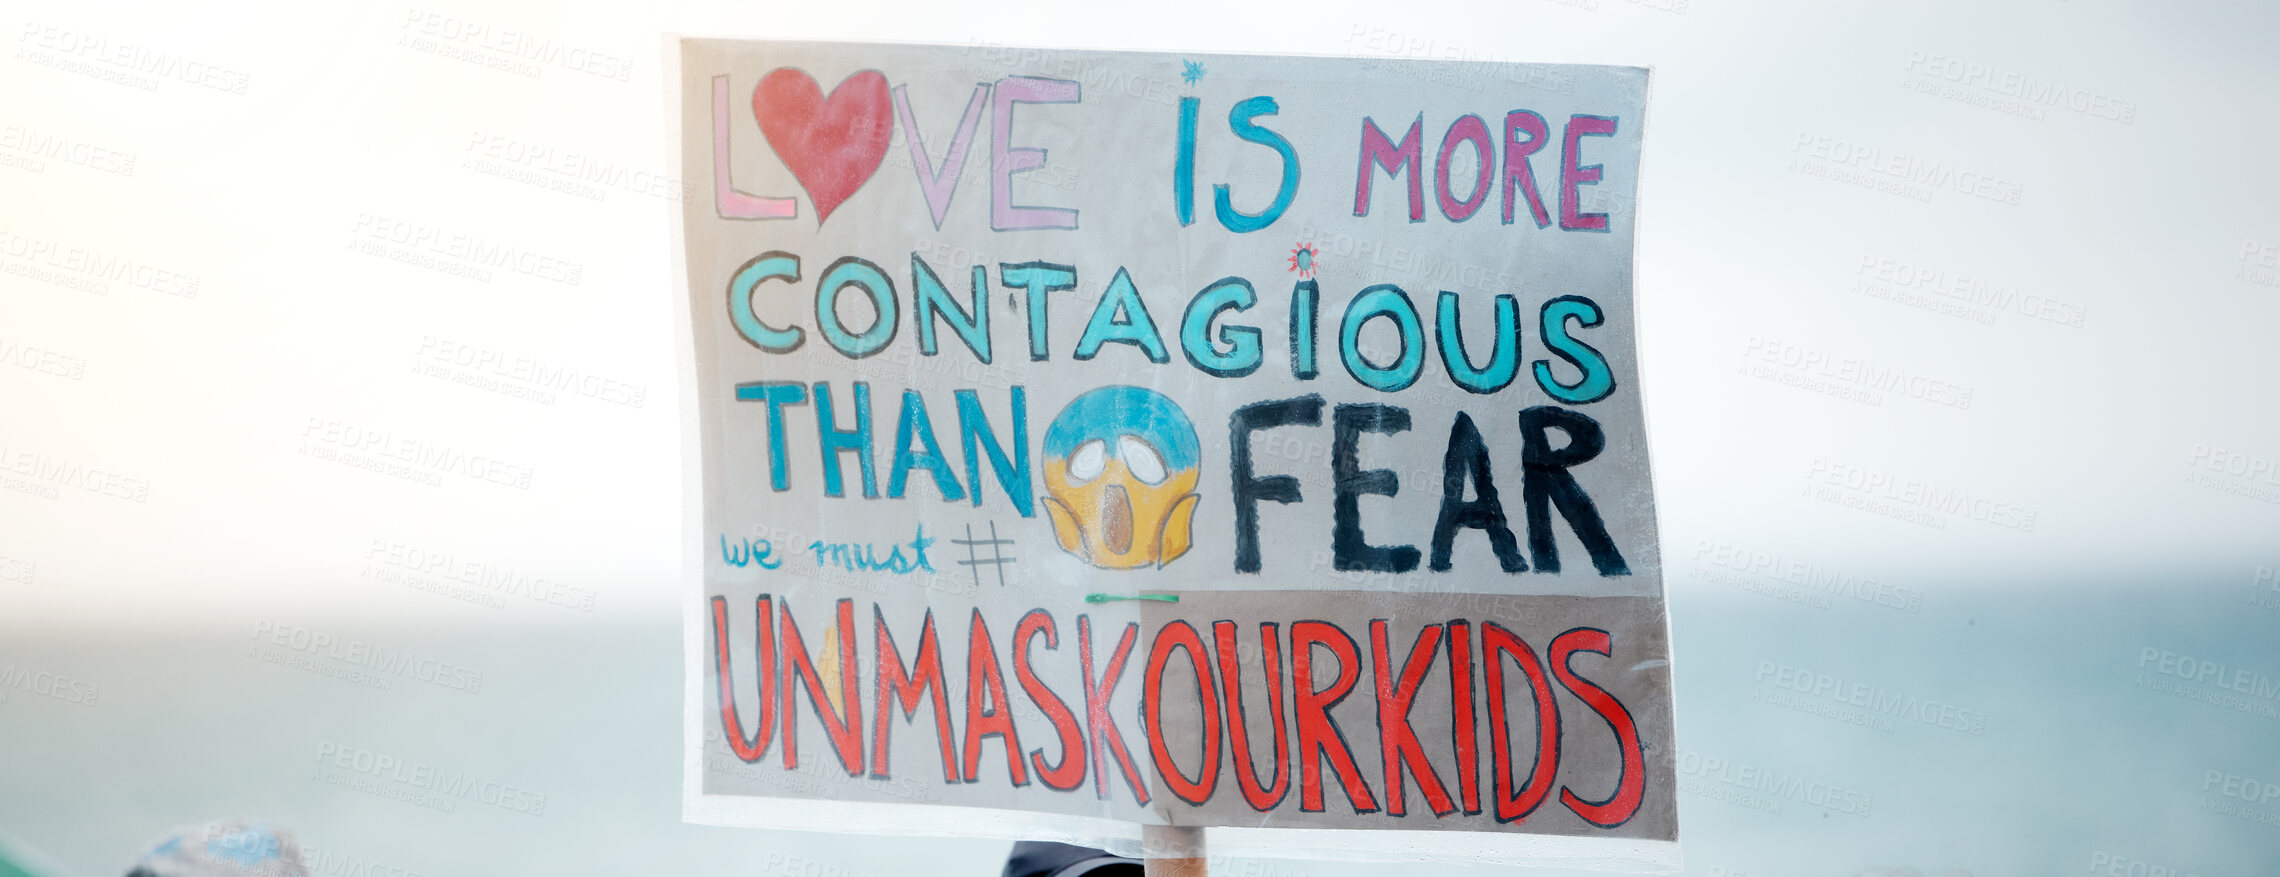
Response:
[1436,114,1493,222]
[710,595,776,763]
[1079,614,1150,805]
[961,609,1029,786]
[1144,620,1222,805]
[1484,621,1557,822]
[1551,627,1643,827]
[1216,621,1292,811]
[1355,116,1425,221]
[1559,115,1617,231]
[780,598,865,775]
[1370,620,1454,817]
[872,607,959,782]
[1291,620,1379,813]
[1014,609,1086,791]
[1447,620,1480,814]
[1501,111,1551,227]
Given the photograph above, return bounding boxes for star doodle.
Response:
[1288,242,1320,278]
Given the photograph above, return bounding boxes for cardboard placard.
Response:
[675,38,1675,870]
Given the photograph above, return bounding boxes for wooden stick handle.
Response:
[1142,825,1205,877]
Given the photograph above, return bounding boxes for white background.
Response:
[2,1,2276,875]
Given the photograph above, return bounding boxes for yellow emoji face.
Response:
[1040,386,1201,570]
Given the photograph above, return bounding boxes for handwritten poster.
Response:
[675,39,1675,869]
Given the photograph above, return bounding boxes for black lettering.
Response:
[1516,406,1627,575]
[1429,412,1524,572]
[1332,404,1420,572]
[1230,396,1324,573]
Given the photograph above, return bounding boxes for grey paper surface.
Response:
[677,37,1672,865]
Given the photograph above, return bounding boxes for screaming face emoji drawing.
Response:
[1041,386,1201,570]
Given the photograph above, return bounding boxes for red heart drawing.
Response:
[753,68,893,224]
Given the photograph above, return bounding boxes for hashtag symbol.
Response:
[951,522,1015,589]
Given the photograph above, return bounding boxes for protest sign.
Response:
[674,38,1674,870]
